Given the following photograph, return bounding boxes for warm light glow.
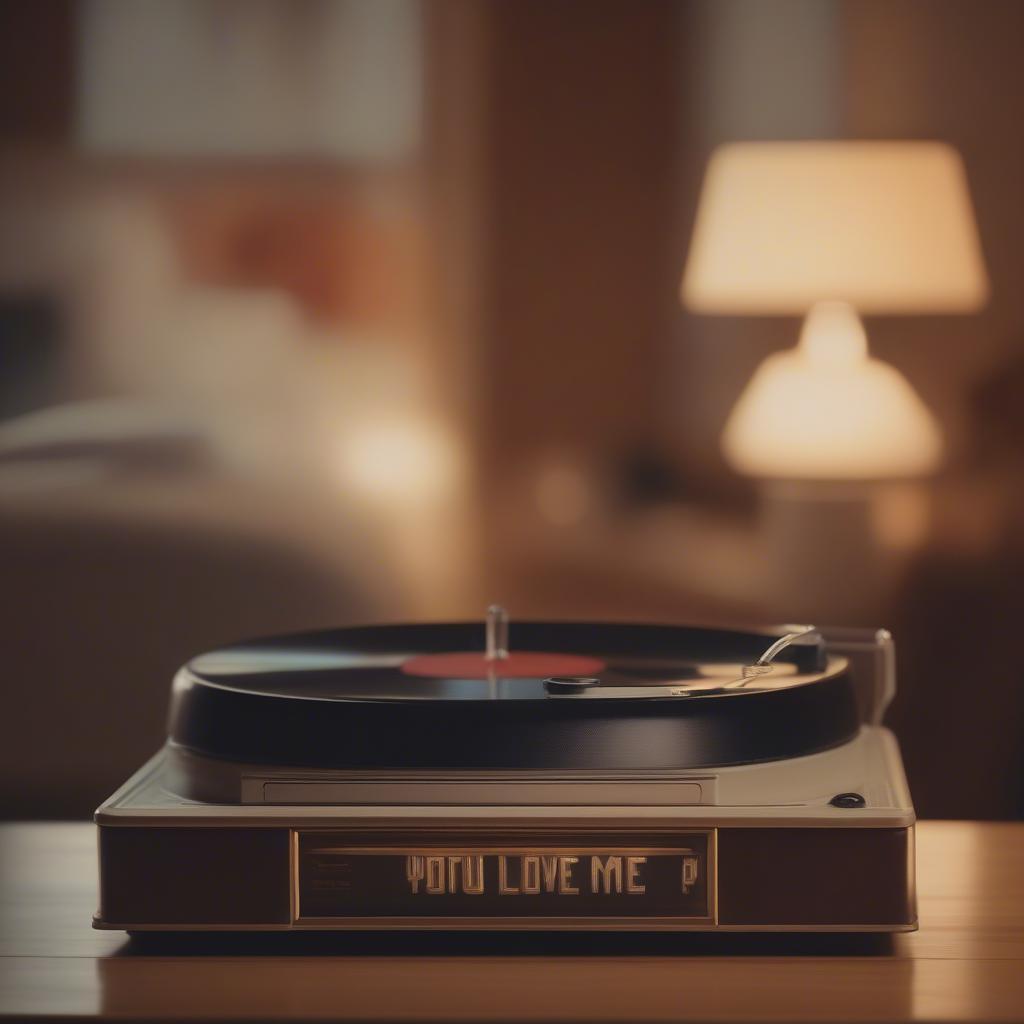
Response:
[335,416,461,502]
[721,303,943,479]
[683,141,989,314]
[798,301,868,366]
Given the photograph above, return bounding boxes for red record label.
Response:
[401,651,605,680]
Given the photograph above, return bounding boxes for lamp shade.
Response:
[682,141,989,314]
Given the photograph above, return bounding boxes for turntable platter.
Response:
[170,620,860,771]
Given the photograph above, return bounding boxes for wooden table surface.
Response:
[1,821,1023,1022]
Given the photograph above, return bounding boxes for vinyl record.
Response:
[167,621,860,772]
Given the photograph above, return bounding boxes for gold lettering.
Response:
[522,856,541,894]
[682,854,699,894]
[540,855,559,892]
[591,855,623,894]
[498,856,519,894]
[406,855,425,894]
[408,851,667,898]
[559,856,580,894]
[426,856,445,894]
[626,856,646,894]
[463,855,484,894]
[447,856,461,892]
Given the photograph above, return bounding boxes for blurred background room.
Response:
[0,0,1022,821]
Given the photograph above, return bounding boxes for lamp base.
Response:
[721,302,943,481]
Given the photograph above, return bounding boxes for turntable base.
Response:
[95,727,915,932]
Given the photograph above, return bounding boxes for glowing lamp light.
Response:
[683,141,989,480]
[721,303,942,479]
[336,415,461,502]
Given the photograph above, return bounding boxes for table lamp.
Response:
[682,141,989,479]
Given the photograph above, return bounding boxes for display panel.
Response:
[296,832,715,923]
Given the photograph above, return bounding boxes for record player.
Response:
[94,610,916,932]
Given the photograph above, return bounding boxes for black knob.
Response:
[544,676,601,694]
[830,792,866,809]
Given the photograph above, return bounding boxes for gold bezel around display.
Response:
[290,830,719,929]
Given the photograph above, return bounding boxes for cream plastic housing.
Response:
[97,724,913,828]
